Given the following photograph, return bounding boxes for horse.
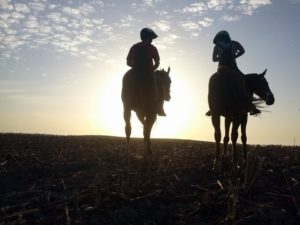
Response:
[121,67,171,160]
[208,69,275,169]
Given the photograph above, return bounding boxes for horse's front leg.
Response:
[123,105,132,143]
[223,116,231,157]
[240,113,248,164]
[143,114,157,159]
[231,116,241,166]
[212,114,221,166]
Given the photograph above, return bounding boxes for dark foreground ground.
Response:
[0,133,299,225]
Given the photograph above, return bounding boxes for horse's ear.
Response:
[260,69,267,77]
[167,66,170,74]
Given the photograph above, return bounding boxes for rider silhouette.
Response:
[126,28,166,116]
[212,30,261,115]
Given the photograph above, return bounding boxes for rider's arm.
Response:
[126,46,135,67]
[212,45,219,62]
[152,46,160,70]
[153,58,160,70]
[233,41,245,58]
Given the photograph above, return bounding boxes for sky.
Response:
[0,0,300,145]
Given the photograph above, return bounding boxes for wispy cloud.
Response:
[222,15,240,21]
[28,1,47,12]
[237,0,272,15]
[118,15,135,28]
[207,0,234,10]
[181,21,200,31]
[0,0,112,61]
[15,3,31,14]
[156,33,180,49]
[198,17,214,27]
[0,0,273,62]
[178,2,207,14]
[153,20,171,32]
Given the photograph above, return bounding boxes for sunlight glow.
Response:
[94,69,195,139]
[151,73,194,138]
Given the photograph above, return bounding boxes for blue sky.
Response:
[1,0,300,145]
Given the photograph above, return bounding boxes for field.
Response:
[0,133,299,225]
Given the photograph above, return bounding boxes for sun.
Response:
[93,68,195,139]
[151,72,195,138]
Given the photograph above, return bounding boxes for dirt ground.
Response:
[0,133,299,225]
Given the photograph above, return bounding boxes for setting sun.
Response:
[94,68,195,139]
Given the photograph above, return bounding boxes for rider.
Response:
[212,30,261,115]
[126,28,166,116]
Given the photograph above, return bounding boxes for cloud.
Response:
[155,10,169,16]
[39,25,52,34]
[47,12,69,24]
[198,17,214,27]
[26,16,38,28]
[118,15,135,28]
[10,11,26,20]
[28,2,47,11]
[222,15,240,21]
[0,1,111,60]
[207,0,233,10]
[131,0,162,12]
[0,20,8,29]
[156,33,180,49]
[153,20,171,32]
[14,3,31,14]
[62,7,81,17]
[142,0,162,7]
[181,21,200,31]
[0,0,13,10]
[143,0,154,7]
[178,2,207,14]
[78,3,95,15]
[0,0,274,62]
[237,0,272,15]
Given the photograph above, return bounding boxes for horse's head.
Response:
[246,69,275,105]
[156,67,172,101]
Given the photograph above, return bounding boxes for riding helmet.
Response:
[140,28,158,41]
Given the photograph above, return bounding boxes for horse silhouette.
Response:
[121,67,171,159]
[208,69,275,169]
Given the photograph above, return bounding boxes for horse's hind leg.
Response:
[212,114,221,166]
[240,114,248,165]
[223,116,231,157]
[123,105,131,143]
[231,116,241,166]
[143,114,156,160]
